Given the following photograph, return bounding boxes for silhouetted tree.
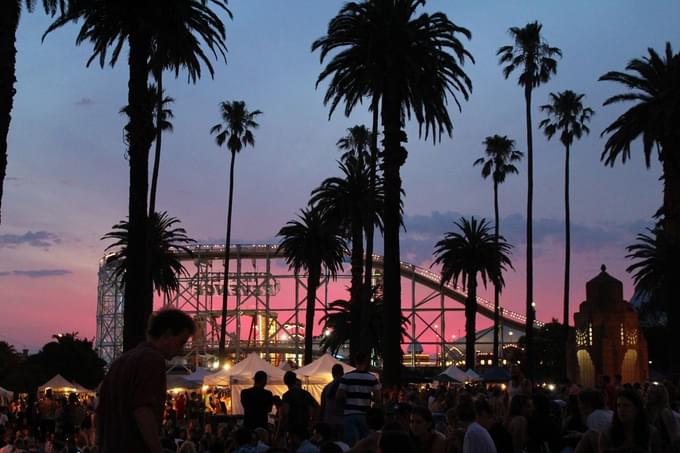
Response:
[210,100,261,362]
[497,21,561,377]
[433,217,513,370]
[45,0,229,351]
[600,42,680,373]
[277,206,347,364]
[311,153,383,363]
[474,135,522,364]
[314,0,473,385]
[0,0,65,223]
[102,210,194,295]
[539,90,593,329]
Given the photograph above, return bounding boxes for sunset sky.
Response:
[1,0,678,352]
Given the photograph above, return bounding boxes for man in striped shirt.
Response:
[337,352,381,446]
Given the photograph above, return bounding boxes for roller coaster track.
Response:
[169,244,543,332]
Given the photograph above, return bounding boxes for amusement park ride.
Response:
[96,244,542,368]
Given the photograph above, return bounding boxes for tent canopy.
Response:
[434,365,469,383]
[38,374,79,393]
[185,367,212,383]
[481,366,511,382]
[0,386,13,403]
[465,369,481,381]
[203,353,286,386]
[296,354,354,385]
[167,375,201,390]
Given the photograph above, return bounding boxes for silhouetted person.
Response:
[241,370,273,430]
[96,309,195,453]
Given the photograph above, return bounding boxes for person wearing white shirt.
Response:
[456,400,497,453]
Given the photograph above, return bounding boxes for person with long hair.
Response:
[409,406,447,453]
[645,384,680,453]
[506,395,533,453]
[575,389,662,453]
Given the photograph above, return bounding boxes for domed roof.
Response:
[407,342,424,354]
[584,264,624,312]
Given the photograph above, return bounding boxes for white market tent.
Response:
[296,354,354,384]
[434,365,469,383]
[203,353,287,415]
[295,354,354,403]
[38,374,79,393]
[0,386,13,404]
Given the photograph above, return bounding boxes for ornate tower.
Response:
[570,265,648,386]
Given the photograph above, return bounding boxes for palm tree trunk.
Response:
[123,29,154,351]
[493,180,500,365]
[381,90,406,387]
[218,149,236,362]
[563,143,571,328]
[349,215,364,364]
[0,1,20,224]
[662,152,680,373]
[466,274,478,371]
[360,102,380,355]
[305,267,321,365]
[148,68,163,217]
[524,86,535,378]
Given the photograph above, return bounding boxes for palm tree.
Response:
[497,21,561,376]
[539,90,593,329]
[120,83,174,215]
[0,0,65,224]
[45,0,229,351]
[148,85,175,216]
[320,286,408,361]
[626,226,667,305]
[433,217,513,371]
[473,135,522,364]
[310,153,384,362]
[210,100,261,362]
[600,42,680,371]
[336,125,383,360]
[313,0,473,386]
[102,211,194,295]
[277,206,347,364]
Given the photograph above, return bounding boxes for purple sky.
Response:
[1,0,678,351]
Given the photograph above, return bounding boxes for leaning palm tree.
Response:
[210,100,261,362]
[626,226,667,305]
[473,135,522,364]
[600,42,680,372]
[539,90,594,329]
[277,206,347,364]
[45,0,229,351]
[148,85,175,216]
[313,0,473,385]
[120,83,175,215]
[102,211,195,295]
[497,21,561,376]
[310,154,384,362]
[0,0,65,224]
[433,217,513,371]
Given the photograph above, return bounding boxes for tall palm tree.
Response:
[600,42,680,372]
[277,206,347,364]
[310,153,384,362]
[473,135,522,364]
[313,0,473,385]
[497,21,561,377]
[433,217,513,371]
[337,125,383,359]
[102,210,194,294]
[45,0,229,351]
[539,90,593,329]
[0,0,65,224]
[210,100,261,362]
[148,85,175,216]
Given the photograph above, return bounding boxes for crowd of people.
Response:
[2,309,680,453]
